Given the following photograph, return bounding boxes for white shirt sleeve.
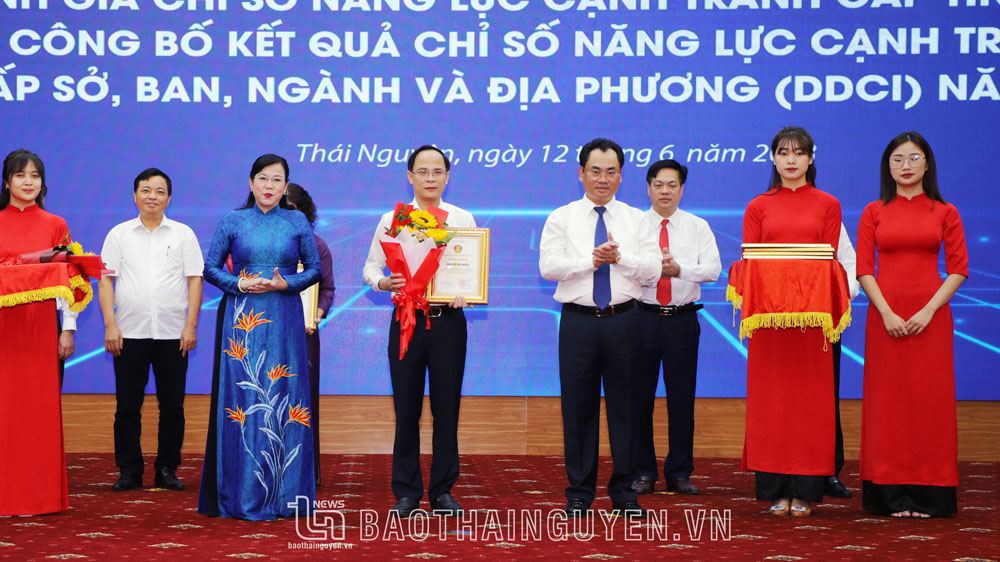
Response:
[362,219,389,291]
[676,218,722,284]
[837,223,860,301]
[616,212,662,286]
[538,206,596,282]
[100,226,123,279]
[181,226,205,277]
[58,301,77,331]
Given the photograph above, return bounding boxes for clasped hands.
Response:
[592,232,621,267]
[881,307,934,338]
[239,268,289,293]
[591,235,681,278]
[661,246,680,278]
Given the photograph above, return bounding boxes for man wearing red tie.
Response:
[631,160,721,496]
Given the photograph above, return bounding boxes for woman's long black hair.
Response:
[0,149,47,210]
[764,126,816,194]
[878,131,944,206]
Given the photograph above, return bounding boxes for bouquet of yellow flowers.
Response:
[386,205,456,247]
[380,203,454,359]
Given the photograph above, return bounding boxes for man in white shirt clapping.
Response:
[539,138,661,519]
[630,160,721,497]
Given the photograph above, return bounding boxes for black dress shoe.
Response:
[666,478,700,495]
[391,497,420,518]
[611,500,647,519]
[112,472,142,491]
[153,467,185,491]
[430,493,463,516]
[565,498,591,518]
[631,475,655,495]
[824,476,853,498]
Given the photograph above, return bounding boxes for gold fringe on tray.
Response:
[0,276,94,313]
[0,286,75,309]
[725,285,742,327]
[725,284,743,310]
[832,307,852,342]
[67,275,94,312]
[738,309,852,351]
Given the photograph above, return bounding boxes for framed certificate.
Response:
[427,228,490,305]
[297,262,320,328]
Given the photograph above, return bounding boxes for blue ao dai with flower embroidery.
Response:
[198,205,321,520]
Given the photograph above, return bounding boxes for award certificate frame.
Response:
[427,228,490,305]
[297,262,320,327]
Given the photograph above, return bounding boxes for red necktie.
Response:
[656,219,671,306]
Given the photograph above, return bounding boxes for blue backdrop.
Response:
[2,1,997,399]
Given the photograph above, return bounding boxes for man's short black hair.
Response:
[579,138,625,169]
[646,159,688,185]
[407,145,451,172]
[133,167,172,196]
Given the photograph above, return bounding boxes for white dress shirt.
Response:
[838,222,860,301]
[539,196,661,306]
[57,300,78,331]
[363,199,477,291]
[639,208,722,306]
[101,216,205,339]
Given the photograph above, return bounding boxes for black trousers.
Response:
[306,331,322,484]
[756,472,825,502]
[113,338,188,475]
[559,304,640,505]
[388,306,467,503]
[57,315,65,388]
[634,308,701,482]
[832,341,845,476]
[862,481,957,517]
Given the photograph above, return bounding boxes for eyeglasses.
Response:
[889,154,925,169]
[254,174,286,185]
[586,169,620,180]
[414,169,446,179]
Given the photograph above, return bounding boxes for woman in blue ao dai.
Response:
[198,154,321,520]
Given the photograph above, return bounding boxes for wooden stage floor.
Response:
[61,395,1000,461]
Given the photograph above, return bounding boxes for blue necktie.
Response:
[593,206,611,309]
